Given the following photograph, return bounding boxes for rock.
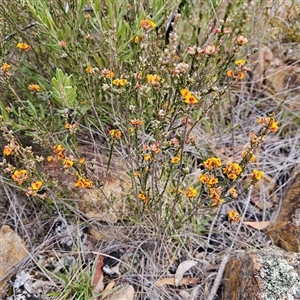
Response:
[222,246,300,300]
[266,170,300,252]
[105,284,135,300]
[0,225,28,297]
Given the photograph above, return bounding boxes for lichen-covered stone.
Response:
[222,246,300,300]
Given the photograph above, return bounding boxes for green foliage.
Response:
[0,0,282,241]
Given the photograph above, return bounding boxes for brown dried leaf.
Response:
[243,221,270,230]
[92,255,104,295]
[155,277,200,287]
[100,280,116,300]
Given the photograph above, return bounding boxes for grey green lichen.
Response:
[260,257,300,300]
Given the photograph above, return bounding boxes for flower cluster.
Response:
[0,62,11,76]
[51,144,65,160]
[203,157,222,170]
[109,129,122,139]
[26,181,43,197]
[75,177,93,188]
[199,173,219,186]
[65,122,79,134]
[102,69,115,78]
[209,187,224,206]
[228,210,241,223]
[130,119,143,127]
[138,192,148,203]
[12,169,27,184]
[222,161,242,180]
[185,187,198,199]
[251,169,264,182]
[112,78,127,86]
[143,141,160,161]
[3,140,19,156]
[28,84,40,92]
[180,88,199,105]
[227,59,250,80]
[147,74,164,86]
[257,117,278,132]
[47,144,92,188]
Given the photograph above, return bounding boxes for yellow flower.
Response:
[171,156,180,164]
[47,155,55,162]
[222,161,242,180]
[113,78,127,86]
[28,84,40,92]
[31,181,42,190]
[180,88,190,98]
[235,60,246,66]
[147,74,164,84]
[199,174,218,187]
[12,169,27,185]
[185,187,198,198]
[203,157,222,170]
[63,158,74,168]
[257,117,278,132]
[228,210,241,223]
[53,144,65,159]
[134,36,139,43]
[79,157,85,164]
[3,145,12,156]
[1,62,11,74]
[109,129,122,139]
[267,118,278,132]
[86,66,93,73]
[180,88,198,105]
[130,119,143,127]
[211,197,224,207]
[102,69,115,78]
[199,174,209,185]
[53,144,64,153]
[237,72,244,80]
[251,169,264,181]
[106,71,115,78]
[226,70,234,77]
[208,177,218,186]
[75,177,93,188]
[140,19,156,30]
[138,192,148,203]
[144,153,151,161]
[184,94,198,105]
[120,79,127,86]
[17,42,31,51]
[65,122,78,130]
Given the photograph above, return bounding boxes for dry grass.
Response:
[1,0,300,299]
